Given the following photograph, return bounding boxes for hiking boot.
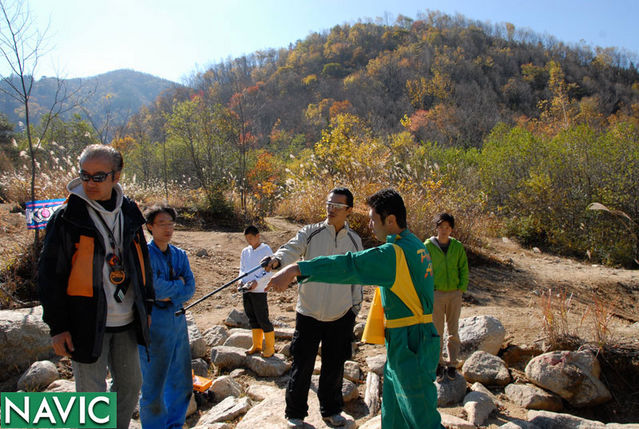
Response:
[286,417,304,428]
[323,413,346,427]
[436,364,445,382]
[447,366,457,380]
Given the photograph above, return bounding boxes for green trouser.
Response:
[382,322,442,429]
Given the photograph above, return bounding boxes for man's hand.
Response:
[262,256,281,272]
[52,331,74,357]
[238,280,258,292]
[265,263,301,292]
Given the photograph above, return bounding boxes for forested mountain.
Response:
[139,11,638,150]
[0,69,179,141]
[108,11,639,266]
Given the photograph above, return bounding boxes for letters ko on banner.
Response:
[25,199,65,230]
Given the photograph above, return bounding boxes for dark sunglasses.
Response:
[79,170,114,183]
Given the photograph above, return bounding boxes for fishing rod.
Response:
[175,257,271,316]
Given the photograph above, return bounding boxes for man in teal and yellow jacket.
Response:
[267,189,442,429]
[425,213,469,381]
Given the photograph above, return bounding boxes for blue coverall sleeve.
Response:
[150,246,195,304]
[171,249,196,305]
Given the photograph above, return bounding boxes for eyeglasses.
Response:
[326,201,351,210]
[79,170,114,183]
[153,222,175,229]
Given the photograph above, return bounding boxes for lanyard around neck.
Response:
[93,209,122,253]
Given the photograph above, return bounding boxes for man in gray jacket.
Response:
[265,187,362,428]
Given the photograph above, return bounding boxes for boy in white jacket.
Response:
[239,225,275,357]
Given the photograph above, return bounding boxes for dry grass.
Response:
[537,287,624,351]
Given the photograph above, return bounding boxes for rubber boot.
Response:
[262,330,275,358]
[246,329,263,355]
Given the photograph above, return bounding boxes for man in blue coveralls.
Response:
[140,204,195,429]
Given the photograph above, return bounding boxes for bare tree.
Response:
[0,0,76,259]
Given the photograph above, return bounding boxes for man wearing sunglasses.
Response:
[263,187,362,428]
[39,144,154,429]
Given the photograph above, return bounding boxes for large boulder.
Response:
[210,346,247,370]
[525,350,612,407]
[0,306,53,380]
[223,330,254,349]
[244,354,290,377]
[505,383,563,411]
[462,350,511,386]
[459,315,506,357]
[17,360,59,391]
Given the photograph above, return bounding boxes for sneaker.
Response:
[447,366,457,380]
[286,417,304,428]
[322,414,346,427]
[436,364,445,382]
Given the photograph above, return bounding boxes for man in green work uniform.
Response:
[267,188,442,429]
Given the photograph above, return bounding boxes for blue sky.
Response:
[22,0,639,83]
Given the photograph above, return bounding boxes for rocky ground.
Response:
[1,204,639,427]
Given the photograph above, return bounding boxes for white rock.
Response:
[0,306,53,379]
[246,384,279,401]
[223,331,253,349]
[197,396,251,425]
[505,383,563,411]
[344,360,361,383]
[45,379,75,392]
[440,412,475,429]
[525,350,611,407]
[244,353,290,377]
[17,360,59,391]
[459,315,506,357]
[366,353,386,376]
[463,391,496,426]
[210,375,242,400]
[528,409,606,428]
[462,350,511,386]
[210,346,246,370]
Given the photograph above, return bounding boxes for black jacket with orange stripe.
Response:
[38,193,154,363]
